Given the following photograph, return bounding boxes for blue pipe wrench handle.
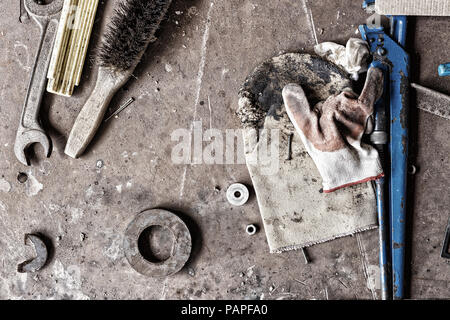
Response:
[360,11,410,299]
[369,59,390,300]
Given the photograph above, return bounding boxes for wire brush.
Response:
[65,0,172,158]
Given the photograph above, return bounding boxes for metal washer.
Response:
[123,209,192,278]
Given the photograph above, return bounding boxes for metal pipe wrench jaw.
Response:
[14,0,63,166]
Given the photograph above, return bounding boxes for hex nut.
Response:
[246,224,257,236]
[226,183,250,206]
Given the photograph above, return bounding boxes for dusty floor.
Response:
[0,0,449,300]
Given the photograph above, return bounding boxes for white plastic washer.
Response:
[226,183,250,206]
[246,224,257,236]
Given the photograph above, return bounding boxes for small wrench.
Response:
[17,234,49,273]
[14,0,63,166]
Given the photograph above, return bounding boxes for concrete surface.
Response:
[0,0,448,300]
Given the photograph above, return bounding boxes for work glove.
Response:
[237,53,378,252]
[282,67,384,193]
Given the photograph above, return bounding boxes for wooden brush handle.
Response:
[65,66,130,158]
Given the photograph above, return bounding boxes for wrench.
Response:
[17,234,49,273]
[14,0,63,166]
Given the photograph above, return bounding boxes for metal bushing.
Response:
[123,209,192,278]
[226,183,249,206]
[246,224,257,236]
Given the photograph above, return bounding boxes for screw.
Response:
[377,47,387,56]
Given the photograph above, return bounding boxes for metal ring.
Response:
[246,224,257,236]
[408,165,417,175]
[226,183,250,206]
[123,209,192,278]
[25,0,64,17]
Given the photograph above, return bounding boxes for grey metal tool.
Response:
[19,0,29,23]
[14,0,63,166]
[411,83,450,121]
[17,234,49,273]
[442,218,450,259]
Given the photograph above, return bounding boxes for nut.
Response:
[246,224,257,236]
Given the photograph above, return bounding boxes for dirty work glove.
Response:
[282,67,384,193]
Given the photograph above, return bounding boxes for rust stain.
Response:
[399,70,409,130]
[393,242,404,249]
[402,134,407,155]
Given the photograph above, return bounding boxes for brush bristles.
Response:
[98,0,172,71]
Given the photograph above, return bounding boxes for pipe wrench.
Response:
[359,0,410,300]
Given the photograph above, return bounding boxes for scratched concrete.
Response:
[0,0,448,300]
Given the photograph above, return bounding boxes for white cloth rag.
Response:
[314,38,370,80]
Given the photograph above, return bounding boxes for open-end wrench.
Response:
[14,0,63,166]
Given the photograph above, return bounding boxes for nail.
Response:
[104,97,135,122]
[287,133,293,160]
